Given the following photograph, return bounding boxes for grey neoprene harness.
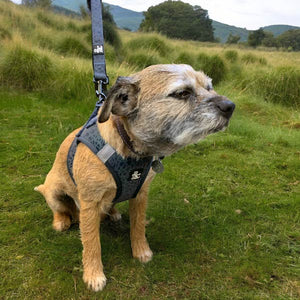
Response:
[67,117,153,203]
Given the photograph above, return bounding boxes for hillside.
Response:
[52,0,299,42]
[212,20,249,42]
[263,24,300,36]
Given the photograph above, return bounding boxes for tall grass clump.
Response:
[253,66,300,107]
[126,36,170,57]
[0,46,53,91]
[36,12,64,31]
[224,50,238,62]
[45,66,94,101]
[126,50,161,69]
[241,53,267,65]
[241,53,257,64]
[174,52,195,66]
[196,53,227,85]
[56,37,90,59]
[0,26,11,40]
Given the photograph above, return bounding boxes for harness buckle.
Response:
[94,77,109,102]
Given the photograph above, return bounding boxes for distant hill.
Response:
[52,0,300,42]
[105,4,144,31]
[262,25,300,36]
[212,20,249,42]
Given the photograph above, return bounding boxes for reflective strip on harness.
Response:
[97,144,115,163]
[67,119,153,204]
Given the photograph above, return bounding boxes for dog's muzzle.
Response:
[210,96,235,119]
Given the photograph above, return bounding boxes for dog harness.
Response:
[67,117,153,203]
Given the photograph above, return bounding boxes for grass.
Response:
[0,1,300,299]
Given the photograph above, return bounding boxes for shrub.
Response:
[1,46,53,91]
[254,66,300,107]
[224,50,238,63]
[126,51,161,69]
[126,36,170,57]
[174,52,195,66]
[56,37,90,59]
[197,54,227,85]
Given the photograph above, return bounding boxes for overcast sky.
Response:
[12,0,300,30]
[105,0,300,30]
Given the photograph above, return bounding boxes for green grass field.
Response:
[0,2,299,299]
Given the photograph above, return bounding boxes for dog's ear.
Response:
[98,76,140,123]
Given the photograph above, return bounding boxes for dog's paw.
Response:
[133,243,153,263]
[83,272,107,292]
[109,211,122,222]
[52,213,71,232]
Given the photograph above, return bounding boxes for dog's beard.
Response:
[129,100,230,157]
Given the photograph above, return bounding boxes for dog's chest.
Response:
[67,117,153,204]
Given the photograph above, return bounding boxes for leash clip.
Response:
[94,77,109,102]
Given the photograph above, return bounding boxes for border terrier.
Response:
[35,64,235,291]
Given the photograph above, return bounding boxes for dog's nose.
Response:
[210,97,235,118]
[216,100,235,118]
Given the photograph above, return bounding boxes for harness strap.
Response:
[67,119,153,203]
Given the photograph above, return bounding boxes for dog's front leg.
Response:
[129,182,153,263]
[80,199,106,292]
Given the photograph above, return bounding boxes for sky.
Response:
[104,0,300,30]
[12,0,300,30]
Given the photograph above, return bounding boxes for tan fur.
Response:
[35,64,234,292]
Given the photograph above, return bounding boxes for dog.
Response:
[35,64,235,291]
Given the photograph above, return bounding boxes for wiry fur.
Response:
[35,64,234,292]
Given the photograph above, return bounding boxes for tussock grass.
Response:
[126,50,162,69]
[174,51,196,66]
[0,26,11,40]
[253,66,300,107]
[197,54,227,84]
[241,53,267,65]
[56,37,90,59]
[224,50,238,62]
[126,35,170,57]
[1,46,53,91]
[36,11,64,31]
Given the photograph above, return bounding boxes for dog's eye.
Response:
[178,90,191,98]
[119,94,128,103]
[169,90,191,99]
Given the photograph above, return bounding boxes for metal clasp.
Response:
[93,77,109,102]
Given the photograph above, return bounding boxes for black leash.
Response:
[76,0,109,136]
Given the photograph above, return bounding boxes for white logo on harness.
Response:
[94,45,103,54]
[131,171,141,180]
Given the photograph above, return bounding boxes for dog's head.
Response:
[99,64,235,157]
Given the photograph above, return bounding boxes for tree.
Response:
[276,29,300,51]
[247,28,266,47]
[226,33,240,44]
[261,31,277,47]
[140,1,214,42]
[22,0,52,9]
